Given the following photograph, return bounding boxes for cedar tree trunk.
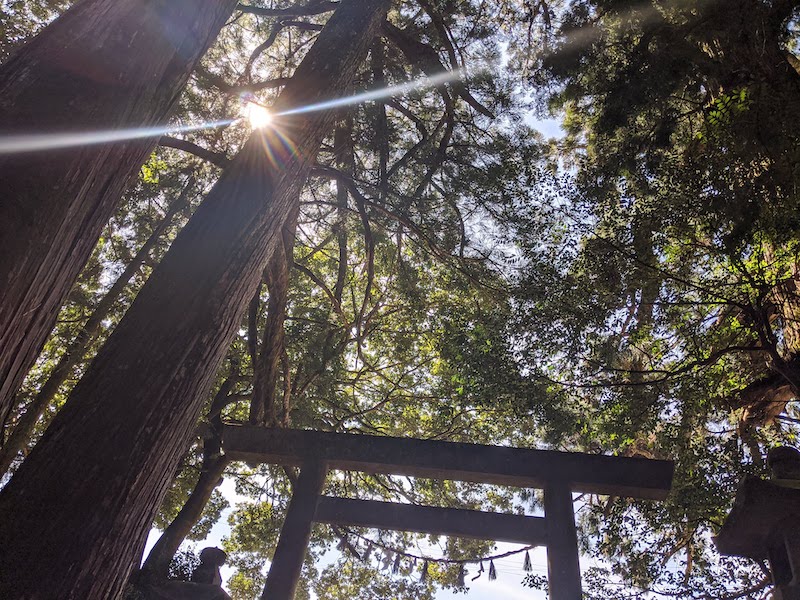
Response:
[141,376,236,579]
[0,0,390,597]
[249,209,297,426]
[0,0,237,427]
[0,179,195,476]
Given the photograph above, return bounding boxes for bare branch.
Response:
[244,20,324,80]
[237,0,338,18]
[382,21,494,118]
[195,64,291,95]
[159,136,230,168]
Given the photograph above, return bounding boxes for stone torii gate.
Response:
[221,425,674,600]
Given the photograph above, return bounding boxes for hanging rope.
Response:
[392,553,402,574]
[330,527,544,584]
[341,528,537,566]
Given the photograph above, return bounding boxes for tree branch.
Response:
[382,21,493,118]
[159,136,230,168]
[237,0,338,18]
[194,64,290,96]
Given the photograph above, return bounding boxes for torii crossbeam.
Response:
[221,425,674,600]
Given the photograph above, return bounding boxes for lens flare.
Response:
[274,69,468,117]
[244,102,272,129]
[0,119,235,155]
[0,67,483,156]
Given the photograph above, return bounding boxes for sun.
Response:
[244,101,272,129]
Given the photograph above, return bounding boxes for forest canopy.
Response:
[0,0,799,599]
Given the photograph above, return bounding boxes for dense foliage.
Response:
[513,0,800,597]
[1,0,799,598]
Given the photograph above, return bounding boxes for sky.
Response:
[434,545,549,600]
[528,116,563,139]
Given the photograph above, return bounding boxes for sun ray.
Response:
[0,67,480,155]
[0,119,235,155]
[274,68,469,117]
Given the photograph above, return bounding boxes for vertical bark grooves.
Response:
[370,39,389,202]
[0,0,238,425]
[247,283,263,368]
[0,0,390,597]
[249,209,298,426]
[0,181,194,476]
[142,373,237,579]
[333,121,353,303]
[281,347,293,425]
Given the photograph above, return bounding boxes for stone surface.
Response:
[139,581,231,600]
[715,476,800,559]
[716,459,800,600]
[191,547,227,586]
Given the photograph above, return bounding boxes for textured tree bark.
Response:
[333,119,355,303]
[249,208,298,426]
[0,180,195,476]
[0,0,238,427]
[139,373,238,580]
[369,40,389,203]
[0,0,390,597]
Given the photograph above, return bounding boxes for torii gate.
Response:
[221,425,674,600]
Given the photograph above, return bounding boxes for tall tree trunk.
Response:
[0,179,195,476]
[370,39,389,203]
[0,0,238,427]
[333,119,354,304]
[141,376,237,580]
[0,1,390,598]
[249,210,298,426]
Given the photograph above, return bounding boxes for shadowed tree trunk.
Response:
[333,118,355,303]
[370,39,389,202]
[0,0,390,597]
[140,375,237,580]
[142,455,230,579]
[0,0,238,428]
[0,179,196,476]
[249,208,298,426]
